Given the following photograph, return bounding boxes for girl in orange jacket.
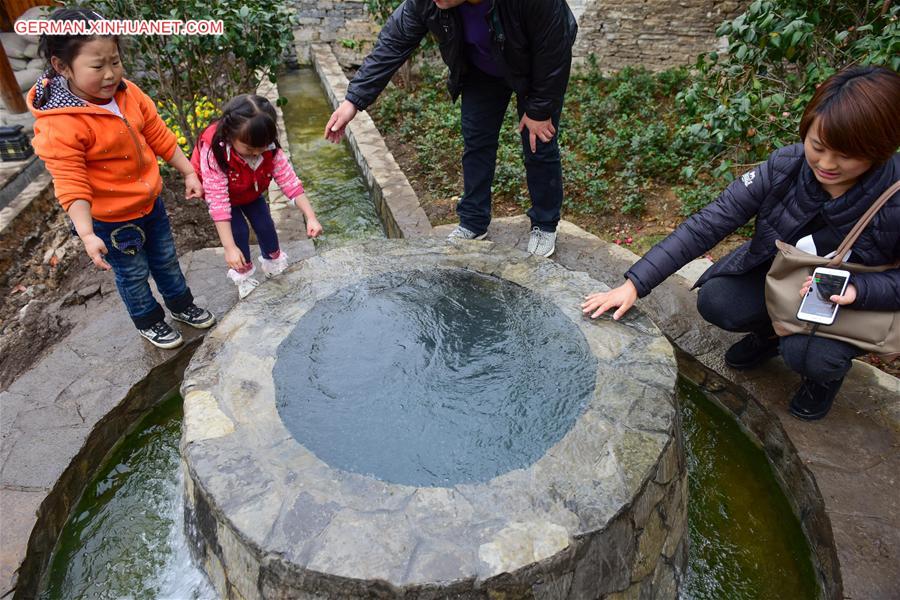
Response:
[28,8,215,349]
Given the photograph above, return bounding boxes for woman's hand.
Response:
[184,172,203,200]
[800,275,857,305]
[324,100,358,144]
[306,216,323,239]
[582,279,638,320]
[81,233,111,271]
[224,245,248,271]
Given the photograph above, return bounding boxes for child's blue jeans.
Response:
[92,197,194,329]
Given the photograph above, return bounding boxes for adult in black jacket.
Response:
[582,66,900,421]
[324,0,578,257]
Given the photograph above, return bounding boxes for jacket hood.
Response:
[28,69,128,117]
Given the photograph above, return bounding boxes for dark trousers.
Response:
[92,197,193,329]
[230,195,280,264]
[457,67,566,235]
[696,261,863,384]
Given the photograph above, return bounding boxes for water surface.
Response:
[278,69,384,245]
[41,394,214,600]
[680,377,818,599]
[274,268,597,487]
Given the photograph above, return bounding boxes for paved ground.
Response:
[2,216,897,598]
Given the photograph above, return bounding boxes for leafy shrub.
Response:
[75,0,295,147]
[676,0,899,175]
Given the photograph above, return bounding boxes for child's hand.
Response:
[306,216,323,239]
[224,245,248,271]
[184,172,203,200]
[81,233,112,270]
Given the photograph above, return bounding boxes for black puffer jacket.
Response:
[345,0,578,121]
[626,145,900,311]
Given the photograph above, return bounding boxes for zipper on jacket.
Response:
[488,1,505,51]
[121,116,152,201]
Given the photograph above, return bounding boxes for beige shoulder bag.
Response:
[765,180,900,359]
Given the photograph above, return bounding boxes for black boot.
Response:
[724,332,780,370]
[789,377,844,421]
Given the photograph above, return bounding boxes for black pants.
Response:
[230,195,280,264]
[696,261,863,384]
[457,67,565,235]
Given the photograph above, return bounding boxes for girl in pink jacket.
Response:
[192,94,323,298]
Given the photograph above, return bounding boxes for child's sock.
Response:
[227,265,260,299]
[259,250,289,279]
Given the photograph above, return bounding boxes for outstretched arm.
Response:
[326,1,428,141]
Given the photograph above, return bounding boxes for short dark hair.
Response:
[37,7,120,72]
[209,94,280,173]
[799,66,900,164]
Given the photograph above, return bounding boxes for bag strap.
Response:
[829,180,900,267]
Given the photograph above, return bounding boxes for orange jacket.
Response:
[28,76,178,222]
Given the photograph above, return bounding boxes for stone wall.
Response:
[291,0,379,66]
[573,0,745,71]
[291,0,747,71]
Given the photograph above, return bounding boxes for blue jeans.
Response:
[92,197,193,329]
[230,195,280,264]
[457,66,566,235]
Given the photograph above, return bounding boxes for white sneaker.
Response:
[527,227,557,257]
[228,267,261,299]
[447,225,488,241]
[259,250,289,278]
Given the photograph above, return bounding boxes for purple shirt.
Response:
[459,1,503,77]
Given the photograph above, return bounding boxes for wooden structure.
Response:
[0,0,55,114]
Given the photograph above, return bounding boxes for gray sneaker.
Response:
[447,225,488,241]
[528,227,557,257]
[139,320,184,349]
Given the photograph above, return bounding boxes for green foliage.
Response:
[676,0,899,176]
[74,0,295,147]
[365,0,404,25]
[371,62,692,217]
[369,1,897,223]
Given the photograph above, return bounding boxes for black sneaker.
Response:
[789,377,843,421]
[171,304,216,329]
[724,333,780,370]
[139,320,183,349]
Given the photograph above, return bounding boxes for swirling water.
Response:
[274,268,597,487]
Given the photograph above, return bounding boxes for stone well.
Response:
[180,239,687,599]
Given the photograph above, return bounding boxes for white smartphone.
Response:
[796,266,851,326]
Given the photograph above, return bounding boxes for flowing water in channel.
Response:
[277,69,383,245]
[41,69,817,598]
[42,381,818,598]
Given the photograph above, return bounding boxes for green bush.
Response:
[676,0,899,176]
[74,0,296,146]
[368,1,897,222]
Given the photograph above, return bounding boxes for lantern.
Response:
[0,125,33,161]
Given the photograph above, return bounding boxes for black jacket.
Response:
[626,145,900,311]
[345,0,578,121]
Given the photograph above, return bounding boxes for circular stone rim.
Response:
[180,238,678,590]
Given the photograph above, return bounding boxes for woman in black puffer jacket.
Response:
[583,66,900,421]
